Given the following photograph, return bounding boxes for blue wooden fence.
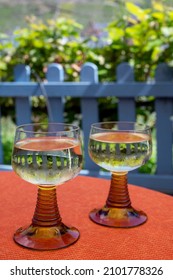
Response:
[0,62,173,194]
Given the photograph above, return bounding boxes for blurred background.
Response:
[0,0,172,172]
[1,0,172,33]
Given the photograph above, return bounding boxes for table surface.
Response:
[0,171,173,260]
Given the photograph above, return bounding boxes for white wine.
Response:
[12,136,83,186]
[89,132,152,172]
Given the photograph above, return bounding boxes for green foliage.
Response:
[1,117,16,164]
[0,16,91,81]
[101,1,173,81]
[1,1,173,82]
[1,1,173,172]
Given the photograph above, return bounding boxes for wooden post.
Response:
[155,63,173,175]
[0,107,3,163]
[46,63,64,122]
[80,62,99,171]
[14,64,32,125]
[117,62,136,122]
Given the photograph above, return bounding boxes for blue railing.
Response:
[0,62,173,194]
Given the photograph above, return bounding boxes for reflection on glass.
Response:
[88,122,152,227]
[12,123,83,250]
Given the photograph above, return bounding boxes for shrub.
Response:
[0,1,172,171]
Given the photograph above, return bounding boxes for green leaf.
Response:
[33,40,44,48]
[108,27,124,41]
[151,47,162,61]
[125,2,147,21]
[152,12,164,21]
[168,11,173,20]
[0,61,7,70]
[144,39,162,52]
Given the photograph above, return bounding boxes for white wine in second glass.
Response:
[88,122,152,228]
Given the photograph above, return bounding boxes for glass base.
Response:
[89,206,147,228]
[14,223,80,250]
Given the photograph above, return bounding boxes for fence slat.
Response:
[117,63,137,174]
[80,62,99,170]
[46,64,64,122]
[155,63,173,175]
[117,63,136,121]
[0,107,3,163]
[14,64,32,125]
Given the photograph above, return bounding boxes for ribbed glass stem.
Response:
[106,172,131,208]
[32,187,62,227]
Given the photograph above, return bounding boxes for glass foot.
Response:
[14,223,80,250]
[89,206,147,228]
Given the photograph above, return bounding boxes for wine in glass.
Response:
[88,121,152,227]
[11,123,83,250]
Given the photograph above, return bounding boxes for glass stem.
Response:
[106,172,131,208]
[32,186,62,227]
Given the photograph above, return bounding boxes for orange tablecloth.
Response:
[0,171,173,260]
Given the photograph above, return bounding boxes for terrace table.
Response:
[0,171,173,260]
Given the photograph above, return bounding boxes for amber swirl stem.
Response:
[32,186,62,227]
[106,172,131,208]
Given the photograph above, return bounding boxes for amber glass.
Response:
[88,121,152,227]
[11,123,83,250]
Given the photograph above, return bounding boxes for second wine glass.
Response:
[88,121,152,228]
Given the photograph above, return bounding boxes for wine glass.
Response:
[88,121,152,228]
[11,123,83,250]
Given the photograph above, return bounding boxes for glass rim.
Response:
[90,121,151,132]
[16,122,80,134]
